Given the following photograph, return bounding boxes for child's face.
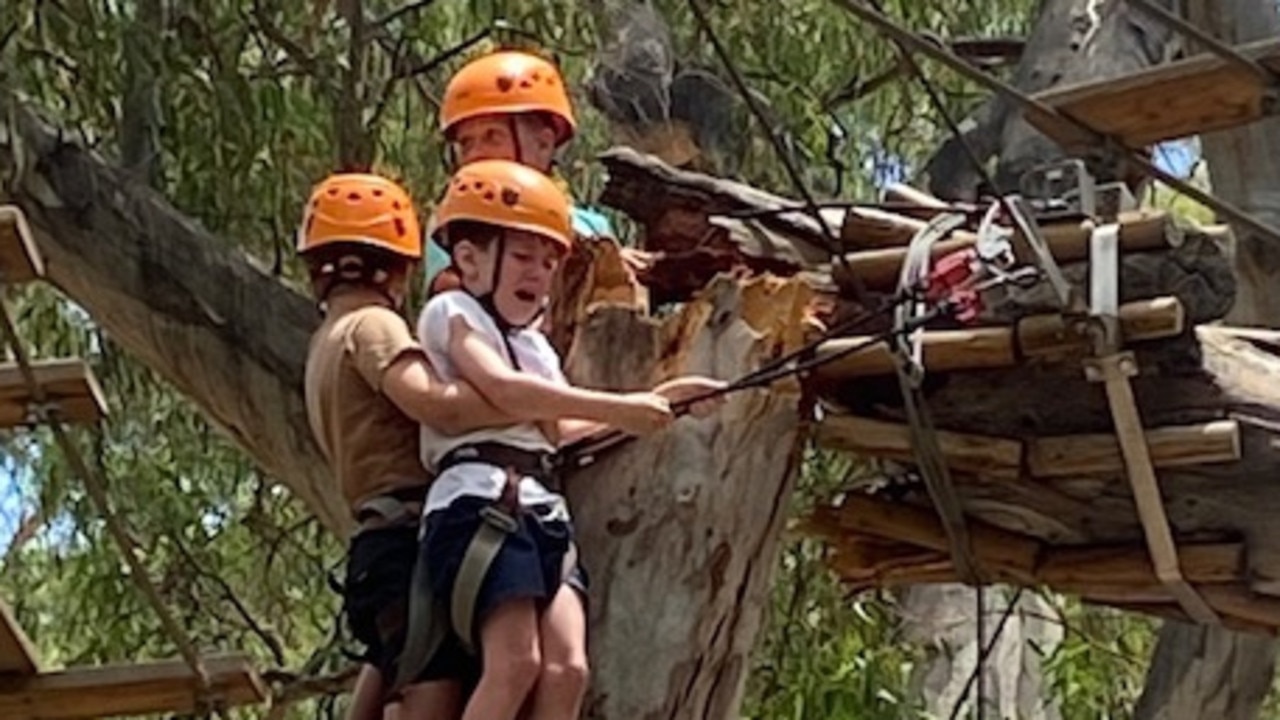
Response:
[459,230,564,327]
[451,115,557,173]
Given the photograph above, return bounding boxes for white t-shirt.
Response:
[416,290,566,513]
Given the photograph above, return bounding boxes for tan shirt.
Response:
[305,304,431,515]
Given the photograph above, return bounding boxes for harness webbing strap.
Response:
[390,545,450,694]
[452,509,516,649]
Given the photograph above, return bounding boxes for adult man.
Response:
[424,49,652,294]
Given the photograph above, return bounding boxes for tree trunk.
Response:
[561,276,809,720]
[1134,0,1280,716]
[0,97,809,720]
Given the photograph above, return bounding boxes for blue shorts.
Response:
[421,495,589,643]
[341,525,480,688]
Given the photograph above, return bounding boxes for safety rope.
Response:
[557,229,1042,473]
[892,212,981,585]
[0,286,218,712]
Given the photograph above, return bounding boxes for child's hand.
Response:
[614,392,675,436]
[653,376,728,419]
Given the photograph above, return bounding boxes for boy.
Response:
[299,172,520,720]
[424,48,652,292]
[418,159,721,720]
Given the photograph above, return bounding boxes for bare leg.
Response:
[527,586,589,720]
[461,599,542,720]
[346,665,386,720]
[395,678,467,720]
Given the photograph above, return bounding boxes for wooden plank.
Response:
[0,600,40,677]
[0,206,45,284]
[813,296,1184,380]
[0,654,268,719]
[1028,420,1241,478]
[815,414,1025,480]
[0,358,108,428]
[834,208,1174,288]
[1028,37,1280,150]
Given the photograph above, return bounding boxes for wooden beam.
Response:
[1028,420,1241,478]
[812,296,1184,379]
[0,599,40,677]
[0,654,268,719]
[815,414,1024,480]
[0,206,45,284]
[817,415,1240,481]
[0,358,108,428]
[1029,37,1280,150]
[814,495,1043,583]
[834,208,1174,288]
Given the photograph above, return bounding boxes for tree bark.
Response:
[1133,0,1280,716]
[0,96,809,720]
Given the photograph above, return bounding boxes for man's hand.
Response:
[619,247,658,276]
[653,376,728,419]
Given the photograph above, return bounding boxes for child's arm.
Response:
[554,376,727,445]
[381,356,518,436]
[448,315,673,436]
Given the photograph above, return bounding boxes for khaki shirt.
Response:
[304,304,431,515]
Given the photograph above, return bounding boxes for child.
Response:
[298,172,522,720]
[417,159,721,720]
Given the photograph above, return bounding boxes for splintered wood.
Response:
[1027,37,1280,150]
[583,149,1280,631]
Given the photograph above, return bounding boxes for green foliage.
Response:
[1041,599,1157,718]
[744,450,927,720]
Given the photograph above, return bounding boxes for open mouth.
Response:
[514,289,537,303]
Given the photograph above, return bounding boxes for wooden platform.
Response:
[0,654,268,719]
[1028,37,1280,150]
[0,358,109,428]
[0,206,46,284]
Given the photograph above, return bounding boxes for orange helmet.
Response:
[441,51,576,145]
[297,173,422,259]
[433,159,573,253]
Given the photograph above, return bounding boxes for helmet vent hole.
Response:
[392,200,402,210]
[347,192,361,201]
[501,188,520,206]
[373,189,384,197]
[394,218,406,237]
[520,79,533,89]
[496,76,514,92]
[484,191,496,202]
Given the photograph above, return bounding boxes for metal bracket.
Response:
[1083,352,1220,625]
[1019,157,1097,220]
[1004,195,1077,310]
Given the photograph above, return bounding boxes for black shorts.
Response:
[342,524,480,687]
[421,496,588,644]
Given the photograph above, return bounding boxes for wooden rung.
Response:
[0,599,41,677]
[1028,37,1280,150]
[0,206,46,284]
[0,358,108,428]
[0,654,268,719]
